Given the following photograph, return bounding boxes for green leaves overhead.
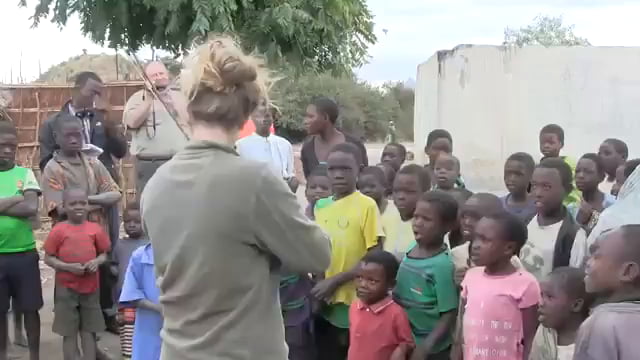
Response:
[504,15,591,47]
[21,0,377,75]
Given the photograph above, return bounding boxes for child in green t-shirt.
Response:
[393,190,459,360]
[0,120,43,360]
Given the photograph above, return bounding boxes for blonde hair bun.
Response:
[181,36,269,99]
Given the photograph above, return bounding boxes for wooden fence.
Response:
[1,82,144,221]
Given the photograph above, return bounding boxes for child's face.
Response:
[612,164,626,197]
[358,173,385,204]
[598,141,625,177]
[63,191,89,224]
[460,197,486,243]
[392,173,422,221]
[585,229,636,294]
[305,175,331,204]
[413,200,449,247]
[470,217,514,267]
[355,261,392,305]
[327,151,359,197]
[504,160,530,195]
[425,138,452,166]
[434,154,459,190]
[124,209,143,238]
[381,145,404,171]
[531,167,566,215]
[539,133,562,158]
[0,133,18,171]
[575,158,603,193]
[539,277,579,329]
[57,122,84,153]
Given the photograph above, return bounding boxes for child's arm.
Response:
[134,299,162,314]
[44,254,85,275]
[40,163,66,220]
[390,307,416,360]
[88,192,121,207]
[85,225,112,273]
[520,276,542,360]
[450,297,467,360]
[0,195,24,213]
[1,169,41,218]
[92,160,122,206]
[120,247,162,315]
[521,305,539,359]
[411,311,456,360]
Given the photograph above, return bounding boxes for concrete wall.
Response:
[413,45,640,191]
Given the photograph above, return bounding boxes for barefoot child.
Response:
[452,212,540,360]
[348,250,414,360]
[387,164,431,259]
[111,203,148,360]
[119,243,162,360]
[313,143,382,360]
[502,152,537,223]
[393,190,459,360]
[597,138,628,195]
[0,120,42,360]
[530,267,593,360]
[44,188,111,360]
[574,225,640,360]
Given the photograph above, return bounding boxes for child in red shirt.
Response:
[348,250,414,360]
[44,187,111,360]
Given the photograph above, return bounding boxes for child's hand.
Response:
[409,346,426,360]
[576,201,594,225]
[65,263,86,275]
[85,259,100,273]
[390,345,408,360]
[311,278,339,302]
[454,266,468,285]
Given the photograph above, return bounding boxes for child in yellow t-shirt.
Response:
[313,143,382,360]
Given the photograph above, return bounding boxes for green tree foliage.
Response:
[504,15,591,47]
[272,74,414,142]
[21,0,376,75]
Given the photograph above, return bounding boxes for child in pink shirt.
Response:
[452,212,541,360]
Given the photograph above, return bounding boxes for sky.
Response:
[2,0,640,85]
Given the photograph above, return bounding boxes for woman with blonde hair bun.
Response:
[140,36,331,360]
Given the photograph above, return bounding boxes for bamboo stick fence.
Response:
[0,81,144,223]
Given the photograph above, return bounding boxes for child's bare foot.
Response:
[12,332,27,348]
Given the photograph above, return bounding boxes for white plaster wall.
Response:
[413,45,640,191]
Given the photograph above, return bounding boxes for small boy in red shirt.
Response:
[348,250,414,360]
[44,187,111,360]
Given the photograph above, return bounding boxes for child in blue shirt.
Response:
[119,243,162,360]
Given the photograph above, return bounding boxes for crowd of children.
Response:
[284,124,640,360]
[4,111,640,360]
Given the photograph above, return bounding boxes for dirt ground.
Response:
[8,262,120,360]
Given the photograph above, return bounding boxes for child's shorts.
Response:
[53,286,105,336]
[119,306,136,358]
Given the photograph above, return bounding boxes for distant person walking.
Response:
[123,61,191,196]
[300,97,368,178]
